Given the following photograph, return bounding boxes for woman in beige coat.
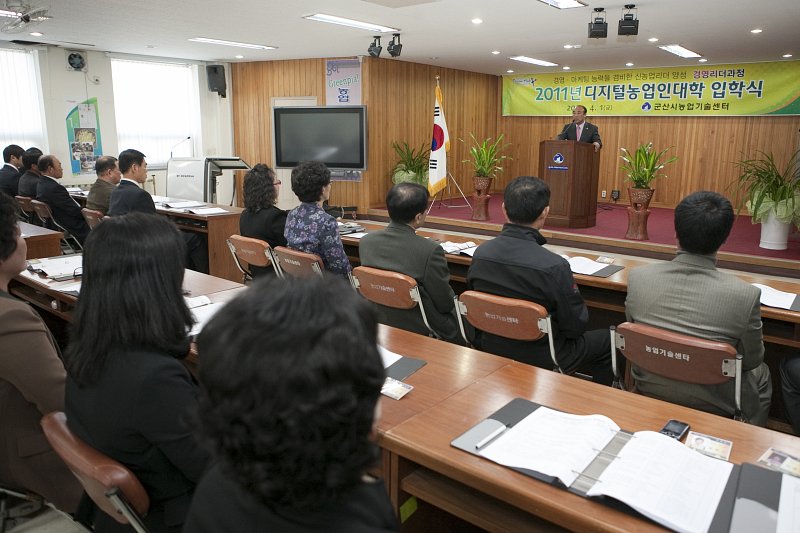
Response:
[0,193,82,512]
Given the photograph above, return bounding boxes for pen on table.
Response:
[475,424,509,450]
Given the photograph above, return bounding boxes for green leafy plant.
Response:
[619,142,678,189]
[461,133,511,178]
[391,141,429,185]
[732,149,800,228]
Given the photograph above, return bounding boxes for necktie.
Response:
[576,124,582,141]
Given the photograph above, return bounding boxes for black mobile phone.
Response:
[659,419,690,440]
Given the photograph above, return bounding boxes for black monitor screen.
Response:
[274,106,367,170]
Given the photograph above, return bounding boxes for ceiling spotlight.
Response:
[491,50,500,55]
[625,62,634,66]
[368,36,382,57]
[783,54,793,58]
[648,37,659,42]
[387,33,402,57]
[698,58,708,62]
[750,28,762,34]
[618,4,639,36]
[472,18,483,25]
[588,7,608,39]
[564,44,573,49]
[562,66,571,70]
[506,70,514,73]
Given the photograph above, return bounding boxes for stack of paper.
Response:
[33,255,84,279]
[440,241,478,255]
[753,283,798,310]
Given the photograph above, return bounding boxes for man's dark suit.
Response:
[359,222,462,344]
[557,121,602,146]
[0,163,21,197]
[35,175,90,244]
[109,179,209,273]
[16,170,40,198]
[108,179,156,216]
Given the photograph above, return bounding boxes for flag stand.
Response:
[427,172,471,214]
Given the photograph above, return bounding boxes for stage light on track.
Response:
[588,7,607,39]
[618,4,639,36]
[387,33,402,57]
[368,36,382,57]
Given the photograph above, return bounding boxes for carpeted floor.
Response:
[426,193,800,260]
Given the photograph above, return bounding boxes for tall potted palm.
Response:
[619,142,677,240]
[733,150,800,250]
[462,133,511,196]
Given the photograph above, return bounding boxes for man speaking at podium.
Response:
[556,105,601,152]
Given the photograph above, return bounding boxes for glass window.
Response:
[0,48,46,149]
[111,59,200,167]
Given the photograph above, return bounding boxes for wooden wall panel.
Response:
[499,99,800,208]
[232,60,800,212]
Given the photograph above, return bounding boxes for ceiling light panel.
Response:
[189,38,275,50]
[536,0,587,9]
[510,55,558,66]
[658,44,701,58]
[303,13,399,33]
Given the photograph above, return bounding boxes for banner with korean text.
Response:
[502,61,800,116]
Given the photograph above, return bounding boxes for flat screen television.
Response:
[273,106,367,170]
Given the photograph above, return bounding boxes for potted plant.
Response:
[619,142,678,209]
[462,133,511,196]
[391,141,429,186]
[733,149,800,250]
[619,142,677,240]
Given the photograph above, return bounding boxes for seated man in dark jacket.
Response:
[35,154,90,244]
[359,182,462,344]
[467,176,612,384]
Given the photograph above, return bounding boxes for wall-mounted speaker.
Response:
[206,65,226,98]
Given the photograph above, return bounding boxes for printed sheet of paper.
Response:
[378,344,402,369]
[188,207,227,215]
[478,407,619,487]
[565,256,610,275]
[777,473,800,533]
[189,302,228,335]
[752,283,798,310]
[586,430,733,533]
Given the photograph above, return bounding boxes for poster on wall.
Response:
[65,97,103,174]
[326,59,363,182]
[502,60,800,117]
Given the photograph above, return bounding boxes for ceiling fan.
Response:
[0,1,51,34]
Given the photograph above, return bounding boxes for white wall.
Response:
[35,46,235,204]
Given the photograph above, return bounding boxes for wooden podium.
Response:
[538,140,600,228]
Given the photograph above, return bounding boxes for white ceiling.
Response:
[1,0,798,74]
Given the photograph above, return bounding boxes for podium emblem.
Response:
[553,153,565,164]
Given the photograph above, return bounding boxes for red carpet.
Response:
[426,194,800,260]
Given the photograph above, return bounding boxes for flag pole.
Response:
[428,75,471,212]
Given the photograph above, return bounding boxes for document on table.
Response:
[440,241,477,254]
[164,200,205,209]
[560,255,610,275]
[478,407,619,487]
[346,232,368,239]
[189,302,227,335]
[752,283,798,310]
[186,207,227,215]
[378,344,402,369]
[585,430,733,533]
[34,255,84,279]
[184,295,211,309]
[777,473,800,533]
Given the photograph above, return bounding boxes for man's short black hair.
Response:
[386,182,429,224]
[291,161,331,203]
[674,191,734,255]
[575,105,588,114]
[95,155,118,176]
[118,149,145,175]
[3,144,24,163]
[21,147,42,171]
[503,176,551,225]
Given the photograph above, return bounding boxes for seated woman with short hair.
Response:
[186,277,396,532]
[284,161,352,274]
[0,193,83,513]
[239,163,287,278]
[64,213,210,533]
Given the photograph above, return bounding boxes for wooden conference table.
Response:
[342,222,800,350]
[70,191,243,282]
[11,257,242,321]
[20,222,62,259]
[377,328,800,532]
